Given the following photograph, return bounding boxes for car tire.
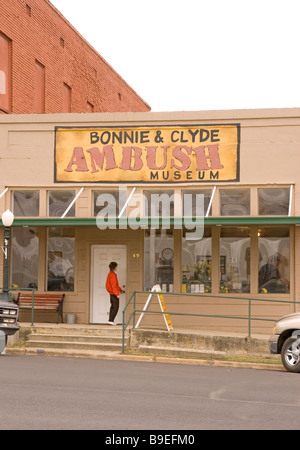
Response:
[281,336,300,373]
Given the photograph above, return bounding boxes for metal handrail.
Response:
[122,291,136,353]
[122,290,300,353]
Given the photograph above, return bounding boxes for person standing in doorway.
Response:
[106,261,125,325]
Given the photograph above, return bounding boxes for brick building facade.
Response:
[0,0,150,114]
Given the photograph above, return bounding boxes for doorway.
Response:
[90,245,127,324]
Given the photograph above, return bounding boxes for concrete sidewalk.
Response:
[4,322,283,371]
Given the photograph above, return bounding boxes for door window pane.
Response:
[13,191,39,216]
[219,227,250,293]
[258,188,289,215]
[220,189,250,215]
[258,227,290,293]
[47,227,75,291]
[11,227,39,289]
[48,191,75,217]
[144,228,174,292]
[182,227,211,293]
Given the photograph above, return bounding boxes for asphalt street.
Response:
[0,355,299,430]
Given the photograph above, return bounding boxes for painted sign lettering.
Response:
[54,124,240,183]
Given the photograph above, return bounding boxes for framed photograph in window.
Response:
[220,256,226,274]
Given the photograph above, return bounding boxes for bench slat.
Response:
[19,303,59,307]
[16,292,65,323]
[19,299,61,303]
[18,296,63,300]
[20,306,58,310]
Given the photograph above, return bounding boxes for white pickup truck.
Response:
[0,299,19,350]
[269,312,300,372]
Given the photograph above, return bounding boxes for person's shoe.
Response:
[108,321,116,325]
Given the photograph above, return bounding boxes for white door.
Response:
[90,245,127,324]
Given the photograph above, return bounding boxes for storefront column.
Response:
[250,226,258,294]
[38,227,47,292]
[211,226,219,293]
[39,191,47,217]
[173,229,181,293]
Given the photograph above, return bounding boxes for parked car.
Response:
[0,299,19,350]
[269,312,300,372]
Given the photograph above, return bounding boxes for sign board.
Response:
[157,292,173,331]
[54,124,240,183]
[135,285,173,331]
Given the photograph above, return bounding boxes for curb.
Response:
[5,346,284,371]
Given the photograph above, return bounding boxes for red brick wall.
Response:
[0,0,150,113]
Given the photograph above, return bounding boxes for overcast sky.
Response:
[50,0,300,112]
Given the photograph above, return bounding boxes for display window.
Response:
[47,227,75,292]
[219,227,250,293]
[258,226,290,293]
[182,227,212,293]
[144,228,174,292]
[11,227,39,289]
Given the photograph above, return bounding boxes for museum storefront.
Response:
[0,110,299,332]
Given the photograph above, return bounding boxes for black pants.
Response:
[109,294,119,322]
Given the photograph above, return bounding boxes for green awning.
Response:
[2,216,300,227]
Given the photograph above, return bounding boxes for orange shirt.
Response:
[106,270,122,297]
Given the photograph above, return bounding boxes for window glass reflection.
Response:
[13,191,39,216]
[93,190,122,217]
[181,190,212,217]
[47,227,75,291]
[258,227,290,293]
[144,190,174,217]
[220,189,250,216]
[11,227,39,289]
[48,191,75,217]
[219,227,250,293]
[258,188,289,215]
[144,228,174,292]
[182,227,212,293]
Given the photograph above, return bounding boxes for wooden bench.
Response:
[16,292,65,323]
